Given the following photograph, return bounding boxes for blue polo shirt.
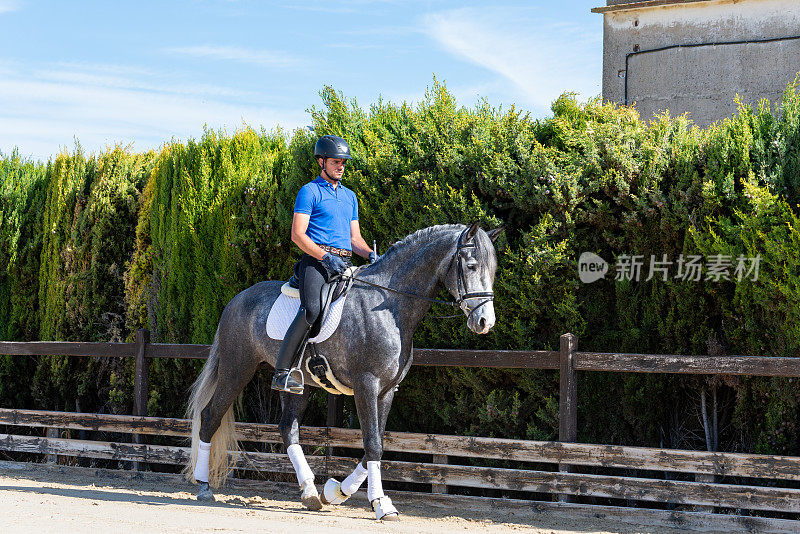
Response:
[294,177,359,250]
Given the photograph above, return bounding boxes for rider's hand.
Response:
[369,251,381,264]
[322,253,347,276]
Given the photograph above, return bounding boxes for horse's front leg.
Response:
[321,386,397,509]
[350,377,399,520]
[278,389,322,510]
[371,386,398,519]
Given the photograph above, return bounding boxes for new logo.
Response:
[578,252,608,283]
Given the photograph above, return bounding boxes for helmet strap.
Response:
[320,157,341,183]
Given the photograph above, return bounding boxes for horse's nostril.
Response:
[479,317,486,329]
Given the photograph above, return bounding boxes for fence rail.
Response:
[5,340,800,375]
[3,408,800,480]
[1,332,800,532]
[3,409,800,523]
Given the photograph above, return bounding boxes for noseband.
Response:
[450,228,495,321]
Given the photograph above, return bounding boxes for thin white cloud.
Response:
[0,0,21,15]
[37,61,256,99]
[339,25,421,37]
[423,7,601,114]
[167,45,303,69]
[53,61,155,78]
[35,69,255,100]
[327,43,382,50]
[278,0,402,14]
[0,63,307,160]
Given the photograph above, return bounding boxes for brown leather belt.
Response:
[317,244,352,257]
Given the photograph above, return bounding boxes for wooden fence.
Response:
[1,331,800,533]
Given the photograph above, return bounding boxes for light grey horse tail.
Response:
[183,328,240,487]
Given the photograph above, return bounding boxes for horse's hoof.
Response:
[300,479,323,511]
[371,496,399,520]
[321,478,350,505]
[302,493,323,511]
[197,481,215,502]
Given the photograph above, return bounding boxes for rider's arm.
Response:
[291,213,327,260]
[350,220,374,259]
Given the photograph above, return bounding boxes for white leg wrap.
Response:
[323,478,350,505]
[193,440,211,483]
[341,462,368,495]
[371,495,399,520]
[366,460,384,502]
[287,444,314,486]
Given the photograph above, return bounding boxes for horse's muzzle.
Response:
[467,301,496,334]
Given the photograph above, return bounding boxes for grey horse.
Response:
[185,222,502,520]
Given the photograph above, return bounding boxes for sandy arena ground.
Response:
[0,461,713,534]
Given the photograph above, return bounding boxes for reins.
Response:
[340,274,464,319]
[337,228,494,321]
[341,275,457,307]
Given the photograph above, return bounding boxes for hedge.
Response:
[2,78,800,454]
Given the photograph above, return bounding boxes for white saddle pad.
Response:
[266,291,347,343]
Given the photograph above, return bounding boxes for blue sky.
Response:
[1,1,603,160]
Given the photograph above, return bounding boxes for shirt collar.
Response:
[314,176,340,189]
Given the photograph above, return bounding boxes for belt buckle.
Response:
[318,243,350,257]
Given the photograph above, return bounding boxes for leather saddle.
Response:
[280,266,361,337]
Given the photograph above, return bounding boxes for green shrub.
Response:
[2,79,800,455]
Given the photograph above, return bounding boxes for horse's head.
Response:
[443,221,503,335]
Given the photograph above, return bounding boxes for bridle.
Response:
[343,228,494,322]
[450,228,495,321]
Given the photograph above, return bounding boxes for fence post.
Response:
[325,393,344,476]
[326,393,343,429]
[45,427,59,464]
[558,332,578,503]
[432,454,449,494]
[694,473,715,512]
[133,329,150,471]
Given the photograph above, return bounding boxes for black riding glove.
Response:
[369,251,381,264]
[321,253,347,276]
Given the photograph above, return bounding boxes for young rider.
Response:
[271,134,379,394]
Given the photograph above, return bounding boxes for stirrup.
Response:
[272,367,304,395]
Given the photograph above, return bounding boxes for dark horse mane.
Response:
[374,223,495,268]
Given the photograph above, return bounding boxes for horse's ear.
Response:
[466,220,480,240]
[486,226,504,244]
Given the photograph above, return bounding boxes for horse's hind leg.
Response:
[279,389,323,510]
[190,347,259,501]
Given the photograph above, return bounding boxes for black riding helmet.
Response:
[314,135,351,160]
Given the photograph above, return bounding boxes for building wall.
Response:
[599,0,800,126]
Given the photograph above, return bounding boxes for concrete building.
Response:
[592,0,800,127]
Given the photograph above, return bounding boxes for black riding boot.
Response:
[272,307,313,395]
